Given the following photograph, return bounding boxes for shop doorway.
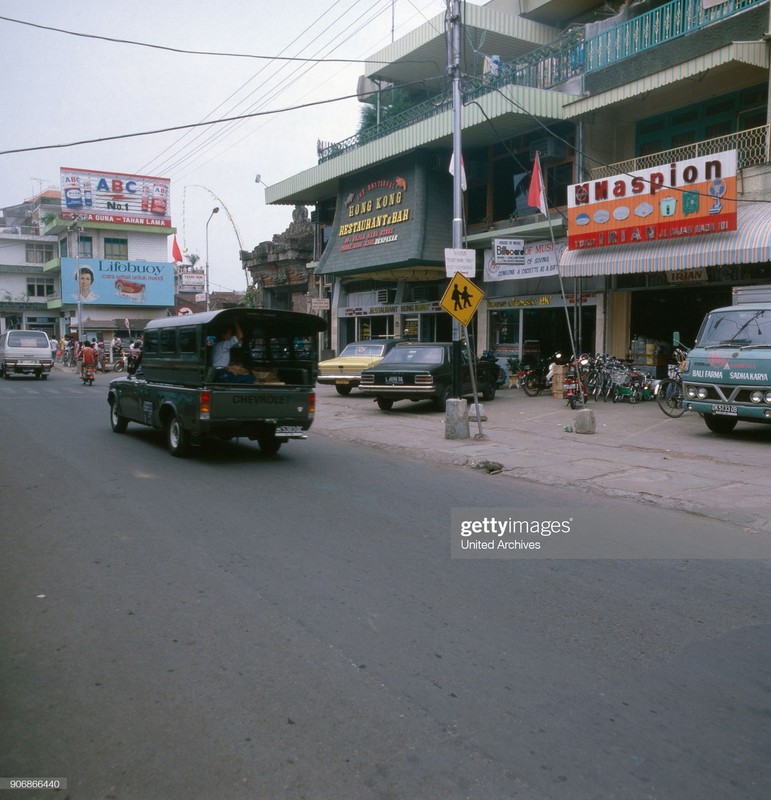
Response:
[629,285,732,349]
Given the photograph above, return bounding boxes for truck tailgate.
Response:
[210,387,310,420]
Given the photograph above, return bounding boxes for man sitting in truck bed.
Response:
[212,321,256,384]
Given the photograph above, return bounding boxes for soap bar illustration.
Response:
[114,279,145,302]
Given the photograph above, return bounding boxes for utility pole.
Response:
[448,0,463,398]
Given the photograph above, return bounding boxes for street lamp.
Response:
[204,206,220,311]
[69,221,83,341]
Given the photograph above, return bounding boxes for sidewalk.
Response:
[312,384,771,532]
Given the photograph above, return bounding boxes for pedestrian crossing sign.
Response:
[440,272,484,327]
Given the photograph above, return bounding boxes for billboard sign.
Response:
[484,239,563,281]
[61,258,175,307]
[60,167,171,227]
[567,151,737,250]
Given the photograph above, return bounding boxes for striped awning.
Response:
[560,203,771,277]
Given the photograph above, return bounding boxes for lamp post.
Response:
[69,221,83,341]
[204,206,219,311]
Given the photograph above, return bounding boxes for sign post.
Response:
[441,273,486,436]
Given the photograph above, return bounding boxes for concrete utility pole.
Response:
[448,0,463,399]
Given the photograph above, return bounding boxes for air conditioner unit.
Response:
[529,138,568,163]
[376,289,395,303]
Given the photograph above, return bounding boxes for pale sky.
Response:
[0,0,473,292]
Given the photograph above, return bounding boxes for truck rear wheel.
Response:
[166,413,190,457]
[703,414,738,434]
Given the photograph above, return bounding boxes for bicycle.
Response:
[655,348,688,418]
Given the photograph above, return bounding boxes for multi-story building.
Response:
[0,190,62,338]
[267,0,771,371]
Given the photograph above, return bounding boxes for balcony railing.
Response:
[317,0,765,164]
[588,125,770,180]
[586,0,766,73]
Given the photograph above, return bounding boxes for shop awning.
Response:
[560,203,771,277]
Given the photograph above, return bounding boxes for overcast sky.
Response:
[0,0,477,292]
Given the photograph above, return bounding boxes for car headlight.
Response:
[765,392,771,404]
[686,386,697,398]
[750,390,763,404]
[697,388,708,399]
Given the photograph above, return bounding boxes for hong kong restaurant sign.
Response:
[567,151,737,250]
[315,155,445,278]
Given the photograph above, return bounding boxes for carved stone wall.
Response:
[240,205,315,311]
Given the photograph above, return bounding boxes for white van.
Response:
[0,329,53,379]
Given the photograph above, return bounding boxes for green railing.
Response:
[586,0,766,72]
[317,0,764,163]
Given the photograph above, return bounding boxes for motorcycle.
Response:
[563,354,590,409]
[480,350,507,388]
[82,363,95,386]
[519,352,564,397]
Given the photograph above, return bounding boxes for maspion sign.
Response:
[567,151,737,250]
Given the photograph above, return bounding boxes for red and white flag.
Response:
[528,151,548,217]
[449,153,467,192]
[171,235,183,263]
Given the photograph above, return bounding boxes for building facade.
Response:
[267,0,771,373]
[0,190,62,338]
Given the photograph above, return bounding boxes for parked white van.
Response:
[0,330,53,379]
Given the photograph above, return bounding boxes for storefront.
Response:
[560,151,771,366]
[562,202,771,362]
[315,154,453,351]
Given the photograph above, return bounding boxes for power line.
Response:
[0,73,445,158]
[0,13,436,66]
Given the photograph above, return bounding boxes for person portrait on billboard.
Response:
[72,266,99,302]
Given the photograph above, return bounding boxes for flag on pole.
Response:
[171,235,183,263]
[449,153,468,192]
[528,150,548,217]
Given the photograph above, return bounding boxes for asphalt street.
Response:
[311,381,771,533]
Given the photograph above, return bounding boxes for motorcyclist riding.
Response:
[79,341,97,380]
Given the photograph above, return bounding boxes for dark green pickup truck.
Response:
[107,308,326,456]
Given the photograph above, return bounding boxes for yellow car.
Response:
[317,340,401,395]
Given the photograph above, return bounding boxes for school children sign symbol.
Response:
[441,272,484,327]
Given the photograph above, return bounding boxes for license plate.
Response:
[19,360,38,366]
[385,376,403,384]
[712,404,738,416]
[276,425,303,435]
[335,379,349,385]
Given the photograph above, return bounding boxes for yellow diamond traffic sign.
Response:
[440,272,484,327]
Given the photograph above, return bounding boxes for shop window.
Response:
[27,277,55,297]
[78,236,93,258]
[25,243,54,264]
[104,238,128,260]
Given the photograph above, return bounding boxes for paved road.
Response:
[312,382,771,532]
[0,367,768,799]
